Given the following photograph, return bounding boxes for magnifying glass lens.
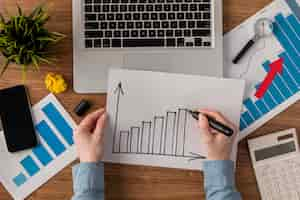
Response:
[255,18,273,37]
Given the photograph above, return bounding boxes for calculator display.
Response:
[254,141,296,161]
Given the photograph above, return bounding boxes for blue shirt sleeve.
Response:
[71,160,241,200]
[71,162,104,200]
[203,160,242,200]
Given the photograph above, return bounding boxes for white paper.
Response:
[0,94,77,200]
[224,0,300,140]
[104,69,245,170]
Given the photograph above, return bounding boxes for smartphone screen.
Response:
[0,85,37,152]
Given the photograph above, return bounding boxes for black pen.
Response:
[187,110,234,137]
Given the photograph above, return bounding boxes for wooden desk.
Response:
[1,0,299,199]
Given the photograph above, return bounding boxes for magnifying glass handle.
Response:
[232,39,256,64]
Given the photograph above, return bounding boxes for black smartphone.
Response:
[0,85,37,152]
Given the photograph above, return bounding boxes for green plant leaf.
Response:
[36,56,53,65]
[13,17,18,33]
[31,55,40,71]
[7,54,17,60]
[37,36,57,42]
[36,13,50,25]
[21,64,27,81]
[48,57,58,62]
[0,59,9,76]
[51,31,66,38]
[0,14,5,23]
[15,55,21,65]
[0,16,5,30]
[17,4,22,16]
[28,4,44,19]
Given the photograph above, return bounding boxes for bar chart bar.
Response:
[279,53,300,85]
[243,99,261,120]
[42,103,74,145]
[153,116,164,154]
[130,127,140,153]
[163,112,176,155]
[147,122,152,153]
[140,122,151,153]
[36,121,66,156]
[119,131,129,153]
[255,99,269,115]
[182,110,188,156]
[269,83,285,104]
[175,109,188,156]
[287,15,300,36]
[241,110,254,126]
[281,64,299,94]
[32,145,53,166]
[20,156,40,176]
[274,75,293,98]
[13,173,27,187]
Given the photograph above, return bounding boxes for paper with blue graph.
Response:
[0,94,77,200]
[104,69,245,170]
[224,0,300,140]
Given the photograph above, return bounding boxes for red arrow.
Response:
[255,58,284,99]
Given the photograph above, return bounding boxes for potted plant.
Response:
[0,4,65,78]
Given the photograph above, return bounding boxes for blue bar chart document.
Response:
[224,0,300,140]
[104,69,245,171]
[0,94,77,200]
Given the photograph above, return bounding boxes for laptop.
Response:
[72,0,223,93]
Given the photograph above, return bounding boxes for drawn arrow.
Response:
[112,82,124,153]
[255,58,284,99]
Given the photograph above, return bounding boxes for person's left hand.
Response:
[73,108,107,163]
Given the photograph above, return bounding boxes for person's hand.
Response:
[73,108,107,163]
[197,109,237,160]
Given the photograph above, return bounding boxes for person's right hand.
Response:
[197,109,237,161]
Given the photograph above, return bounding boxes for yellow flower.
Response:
[45,72,67,94]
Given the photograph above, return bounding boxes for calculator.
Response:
[248,128,300,200]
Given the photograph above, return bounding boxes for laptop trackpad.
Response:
[123,53,173,72]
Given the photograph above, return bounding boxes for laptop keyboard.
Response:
[83,0,213,48]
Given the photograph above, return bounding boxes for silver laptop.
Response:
[73,0,223,93]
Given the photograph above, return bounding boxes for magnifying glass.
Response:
[232,18,273,64]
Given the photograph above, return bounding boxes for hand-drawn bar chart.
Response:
[112,83,205,161]
[12,102,74,187]
[239,1,300,134]
[115,108,189,156]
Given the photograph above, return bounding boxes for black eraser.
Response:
[74,100,91,116]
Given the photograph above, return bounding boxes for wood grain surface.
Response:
[1,0,298,199]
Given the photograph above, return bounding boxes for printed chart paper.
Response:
[224,0,300,140]
[104,69,245,170]
[0,94,77,200]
